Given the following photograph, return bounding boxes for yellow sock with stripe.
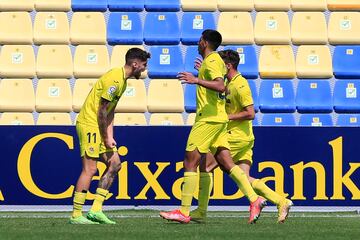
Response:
[90,188,109,212]
[229,166,258,203]
[252,179,283,205]
[72,191,87,218]
[180,172,198,216]
[197,172,213,212]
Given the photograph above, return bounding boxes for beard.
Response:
[134,71,141,79]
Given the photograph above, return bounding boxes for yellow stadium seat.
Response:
[149,113,184,126]
[72,79,97,112]
[0,0,34,11]
[181,0,217,11]
[254,0,290,10]
[291,0,327,11]
[217,0,254,11]
[36,45,73,78]
[259,45,296,78]
[254,12,291,45]
[111,45,147,78]
[115,79,147,113]
[218,12,254,44]
[327,0,360,11]
[186,113,196,125]
[0,79,35,112]
[37,113,72,125]
[35,79,72,112]
[0,113,35,125]
[73,45,110,78]
[0,12,33,44]
[33,12,70,44]
[35,0,71,11]
[114,113,147,126]
[0,45,36,78]
[291,12,328,44]
[296,45,333,78]
[70,12,106,45]
[147,80,184,113]
[328,12,360,45]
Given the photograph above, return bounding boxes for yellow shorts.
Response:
[229,139,254,165]
[76,122,117,159]
[186,121,230,154]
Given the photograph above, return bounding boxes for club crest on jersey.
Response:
[108,86,116,96]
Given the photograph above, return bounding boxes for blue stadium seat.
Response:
[184,46,201,76]
[252,114,259,126]
[107,12,143,45]
[296,80,333,113]
[148,46,184,78]
[299,114,333,126]
[72,0,108,11]
[144,13,180,45]
[181,12,216,45]
[145,0,180,11]
[108,0,144,11]
[334,80,360,113]
[248,80,259,112]
[333,46,360,79]
[259,80,296,113]
[184,84,196,113]
[223,45,258,79]
[261,113,296,126]
[337,114,360,127]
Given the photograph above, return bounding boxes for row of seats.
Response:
[2,11,360,45]
[2,0,359,12]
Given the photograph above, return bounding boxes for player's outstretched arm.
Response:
[177,72,225,93]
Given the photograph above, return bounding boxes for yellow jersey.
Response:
[225,74,255,142]
[195,52,228,123]
[77,67,127,127]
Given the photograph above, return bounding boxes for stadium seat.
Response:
[259,80,296,113]
[290,0,327,11]
[0,0,34,11]
[0,12,33,44]
[181,0,217,11]
[261,113,296,126]
[217,0,254,11]
[181,12,216,45]
[35,79,72,112]
[296,80,333,113]
[333,80,360,113]
[254,12,291,45]
[145,0,180,11]
[36,45,73,78]
[184,84,196,113]
[333,46,360,79]
[328,12,360,45]
[184,46,201,76]
[72,0,108,11]
[224,46,258,79]
[115,79,147,113]
[33,12,70,44]
[254,0,291,11]
[73,45,110,78]
[107,12,143,45]
[34,0,71,11]
[296,45,333,79]
[299,114,333,126]
[0,113,35,125]
[114,113,147,126]
[111,45,147,78]
[248,79,259,112]
[252,114,259,126]
[72,79,97,112]
[0,79,35,112]
[259,45,296,78]
[148,46,184,78]
[70,12,106,45]
[186,113,196,125]
[327,0,360,11]
[149,113,184,125]
[108,0,144,11]
[0,45,36,78]
[291,12,328,44]
[148,80,184,113]
[218,12,254,45]
[144,13,180,45]
[37,113,72,125]
[337,114,360,126]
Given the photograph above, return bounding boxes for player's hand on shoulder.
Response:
[194,57,203,71]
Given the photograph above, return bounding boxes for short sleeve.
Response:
[238,81,254,108]
[100,70,120,102]
[205,58,226,81]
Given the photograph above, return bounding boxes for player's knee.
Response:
[110,160,122,173]
[84,165,97,176]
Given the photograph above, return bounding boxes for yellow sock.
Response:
[197,172,213,212]
[72,191,87,218]
[90,188,109,212]
[252,179,283,205]
[180,172,198,216]
[229,166,258,202]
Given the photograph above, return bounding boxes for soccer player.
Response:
[69,48,151,224]
[191,49,293,224]
[159,30,266,224]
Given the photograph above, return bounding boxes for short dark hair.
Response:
[218,50,240,69]
[125,48,151,64]
[201,29,222,51]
